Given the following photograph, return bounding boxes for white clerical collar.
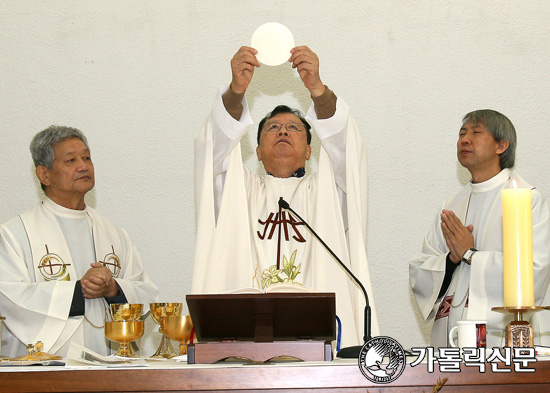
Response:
[470,168,511,193]
[41,197,88,219]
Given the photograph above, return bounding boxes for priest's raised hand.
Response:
[229,46,260,95]
[289,46,325,98]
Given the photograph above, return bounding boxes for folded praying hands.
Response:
[440,209,475,263]
[81,262,118,299]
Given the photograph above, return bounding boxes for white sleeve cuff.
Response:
[306,97,350,140]
[213,85,254,141]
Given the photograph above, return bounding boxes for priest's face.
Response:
[39,138,95,204]
[256,112,311,177]
[457,122,508,179]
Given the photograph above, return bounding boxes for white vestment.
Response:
[193,87,379,347]
[410,169,550,348]
[0,198,159,357]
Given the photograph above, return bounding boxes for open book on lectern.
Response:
[186,288,336,343]
[226,283,318,294]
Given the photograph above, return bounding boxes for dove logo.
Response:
[358,336,406,384]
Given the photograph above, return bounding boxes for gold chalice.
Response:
[110,303,143,321]
[150,303,183,358]
[105,320,144,357]
[160,315,193,356]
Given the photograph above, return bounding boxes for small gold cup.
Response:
[160,315,193,356]
[105,320,144,357]
[110,304,143,321]
[150,303,183,358]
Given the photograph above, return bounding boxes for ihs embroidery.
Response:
[257,197,306,269]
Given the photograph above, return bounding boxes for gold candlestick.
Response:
[492,306,546,348]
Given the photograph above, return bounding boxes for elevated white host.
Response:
[251,22,294,66]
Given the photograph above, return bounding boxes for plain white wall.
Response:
[1,1,549,355]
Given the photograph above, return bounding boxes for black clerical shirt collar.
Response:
[266,167,306,178]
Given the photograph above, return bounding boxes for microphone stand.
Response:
[278,199,371,358]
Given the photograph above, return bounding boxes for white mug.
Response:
[449,320,487,348]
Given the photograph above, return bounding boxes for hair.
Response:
[257,105,312,145]
[462,109,517,169]
[30,125,90,190]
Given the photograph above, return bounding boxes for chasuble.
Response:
[0,198,159,357]
[193,86,379,347]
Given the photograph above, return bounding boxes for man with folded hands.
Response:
[0,126,158,357]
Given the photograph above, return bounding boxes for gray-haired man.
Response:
[0,126,158,357]
[410,110,550,348]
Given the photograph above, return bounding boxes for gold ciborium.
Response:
[110,303,143,321]
[160,315,193,356]
[150,303,183,358]
[105,320,144,357]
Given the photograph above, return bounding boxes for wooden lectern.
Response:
[186,292,335,364]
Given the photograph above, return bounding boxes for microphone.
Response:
[278,198,372,358]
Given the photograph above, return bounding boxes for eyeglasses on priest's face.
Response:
[263,121,305,133]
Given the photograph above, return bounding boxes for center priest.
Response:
[192,46,379,347]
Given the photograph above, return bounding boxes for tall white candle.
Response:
[501,182,534,307]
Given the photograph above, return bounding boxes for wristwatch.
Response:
[461,248,477,265]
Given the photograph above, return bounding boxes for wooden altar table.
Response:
[1,359,550,392]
